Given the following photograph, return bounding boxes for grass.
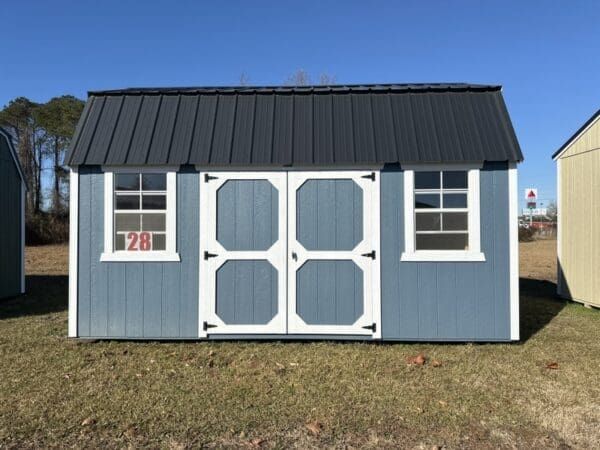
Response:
[0,242,599,448]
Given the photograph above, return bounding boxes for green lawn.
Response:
[0,244,599,449]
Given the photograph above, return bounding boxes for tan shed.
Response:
[553,109,600,308]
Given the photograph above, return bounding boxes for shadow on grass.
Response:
[0,275,67,320]
[519,277,566,342]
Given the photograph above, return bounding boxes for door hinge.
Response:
[361,172,376,181]
[362,323,376,332]
[203,321,217,331]
[204,251,218,260]
[204,173,218,183]
[361,250,376,259]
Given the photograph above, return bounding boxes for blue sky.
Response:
[1,1,599,209]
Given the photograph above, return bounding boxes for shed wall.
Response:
[0,136,23,299]
[76,163,512,340]
[381,162,511,341]
[558,144,600,307]
[76,166,199,338]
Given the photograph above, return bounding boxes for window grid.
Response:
[113,173,167,251]
[414,171,469,248]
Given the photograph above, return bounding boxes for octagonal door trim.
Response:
[288,171,381,337]
[199,171,287,336]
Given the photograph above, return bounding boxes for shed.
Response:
[553,109,600,308]
[66,83,522,341]
[0,128,26,298]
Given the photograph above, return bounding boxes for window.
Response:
[101,169,179,262]
[402,164,484,262]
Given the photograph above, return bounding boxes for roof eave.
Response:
[552,109,600,160]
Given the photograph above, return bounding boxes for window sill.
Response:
[100,252,181,262]
[401,251,486,262]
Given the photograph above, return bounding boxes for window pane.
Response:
[142,173,167,191]
[443,193,467,208]
[115,173,140,191]
[142,194,166,210]
[152,234,166,250]
[414,171,440,189]
[115,233,125,250]
[115,213,141,232]
[443,171,467,189]
[415,194,440,209]
[142,213,166,232]
[443,212,468,231]
[115,194,140,210]
[416,213,441,231]
[416,233,468,250]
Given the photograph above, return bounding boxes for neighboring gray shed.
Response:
[0,128,26,298]
[66,83,523,341]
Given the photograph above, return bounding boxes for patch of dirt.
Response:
[25,244,68,276]
[520,239,557,282]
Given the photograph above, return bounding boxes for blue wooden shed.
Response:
[66,83,522,341]
[0,128,26,299]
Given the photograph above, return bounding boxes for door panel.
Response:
[288,171,380,335]
[200,172,287,336]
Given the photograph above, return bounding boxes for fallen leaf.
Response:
[135,373,143,378]
[275,362,286,372]
[246,437,265,448]
[81,417,96,427]
[545,362,559,370]
[432,360,442,368]
[208,350,215,357]
[438,400,448,407]
[123,425,138,438]
[407,353,427,366]
[289,362,299,367]
[306,421,323,435]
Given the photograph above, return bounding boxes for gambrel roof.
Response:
[66,83,523,166]
[0,127,27,186]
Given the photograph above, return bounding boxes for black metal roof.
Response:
[66,83,523,166]
[552,108,600,159]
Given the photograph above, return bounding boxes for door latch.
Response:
[291,251,298,261]
[204,251,218,260]
[361,250,376,259]
[204,173,218,183]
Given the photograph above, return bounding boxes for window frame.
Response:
[100,167,180,262]
[401,163,485,262]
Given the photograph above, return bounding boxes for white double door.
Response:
[199,170,380,338]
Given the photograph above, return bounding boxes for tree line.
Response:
[0,96,84,243]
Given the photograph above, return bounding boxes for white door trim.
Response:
[198,171,288,336]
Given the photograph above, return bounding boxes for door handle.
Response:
[291,251,298,261]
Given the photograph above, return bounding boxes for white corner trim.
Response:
[556,158,562,295]
[401,251,486,262]
[402,164,484,263]
[68,168,79,338]
[102,169,178,262]
[21,180,26,294]
[508,162,520,341]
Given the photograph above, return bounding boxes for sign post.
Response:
[525,188,537,226]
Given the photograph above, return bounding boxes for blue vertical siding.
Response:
[77,166,199,338]
[380,162,511,341]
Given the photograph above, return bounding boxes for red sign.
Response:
[126,232,152,251]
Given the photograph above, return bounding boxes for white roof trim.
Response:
[552,111,600,161]
[0,128,27,188]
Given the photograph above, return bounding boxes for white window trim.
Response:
[401,163,485,262]
[100,167,180,262]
